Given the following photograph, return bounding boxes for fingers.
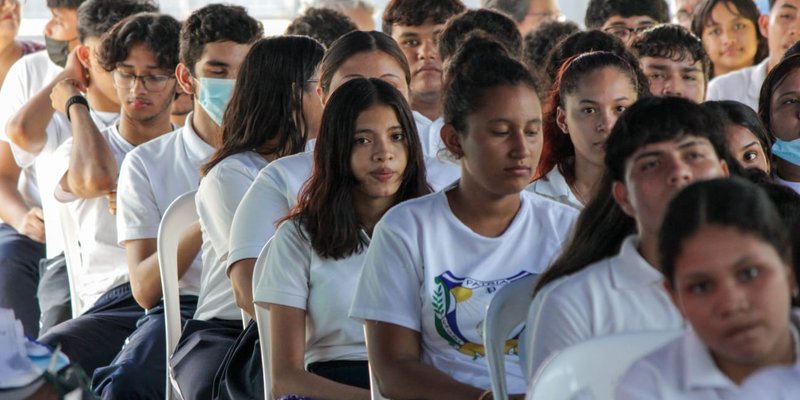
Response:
[106,190,117,215]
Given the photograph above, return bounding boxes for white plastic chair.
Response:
[526,330,683,400]
[157,190,198,400]
[522,276,570,381]
[362,325,389,400]
[58,202,84,317]
[483,274,539,400]
[253,242,273,400]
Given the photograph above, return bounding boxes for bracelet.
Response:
[478,390,492,400]
[65,95,89,121]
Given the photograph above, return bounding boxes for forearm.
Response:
[373,359,485,400]
[176,221,201,278]
[127,249,164,310]
[66,103,117,198]
[229,258,255,318]
[271,368,370,400]
[6,79,59,154]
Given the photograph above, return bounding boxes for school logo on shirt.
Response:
[433,270,531,359]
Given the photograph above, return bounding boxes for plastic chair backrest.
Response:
[58,202,84,317]
[253,241,273,400]
[361,325,389,400]
[157,190,198,400]
[526,330,683,400]
[483,274,539,400]
[522,276,569,381]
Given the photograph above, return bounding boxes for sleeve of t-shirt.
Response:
[0,57,30,143]
[527,281,592,374]
[197,160,255,269]
[51,138,76,203]
[253,221,310,311]
[117,151,159,243]
[227,163,290,271]
[349,214,423,332]
[613,359,665,400]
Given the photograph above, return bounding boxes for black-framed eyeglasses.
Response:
[603,25,655,41]
[112,70,175,92]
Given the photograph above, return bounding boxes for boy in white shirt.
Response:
[584,0,670,46]
[527,96,731,376]
[38,13,182,399]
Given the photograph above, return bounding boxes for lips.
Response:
[723,321,762,341]
[415,64,442,75]
[128,98,152,108]
[504,165,532,177]
[370,167,397,182]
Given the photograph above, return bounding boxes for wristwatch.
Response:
[65,95,89,121]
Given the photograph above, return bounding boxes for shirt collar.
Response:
[609,235,665,290]
[748,59,770,101]
[183,112,216,165]
[682,328,739,392]
[532,167,581,209]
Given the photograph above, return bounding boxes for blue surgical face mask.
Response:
[772,138,800,166]
[196,77,235,126]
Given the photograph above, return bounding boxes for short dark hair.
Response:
[523,20,581,95]
[319,30,410,95]
[631,24,711,83]
[584,0,670,29]
[97,13,181,73]
[438,8,522,62]
[179,4,264,74]
[759,54,800,139]
[288,78,430,259]
[691,0,767,77]
[77,0,158,42]
[443,33,538,134]
[47,0,85,9]
[703,100,773,171]
[606,96,728,182]
[285,7,357,48]
[660,177,790,285]
[480,0,528,22]
[382,0,466,35]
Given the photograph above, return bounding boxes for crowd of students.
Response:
[0,0,798,398]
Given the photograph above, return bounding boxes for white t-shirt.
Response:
[194,151,267,321]
[349,188,578,393]
[226,150,460,270]
[413,111,446,159]
[51,125,132,308]
[116,114,211,296]
[528,235,685,374]
[706,59,768,111]
[735,364,800,400]
[526,166,583,210]
[255,220,369,367]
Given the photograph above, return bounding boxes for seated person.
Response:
[584,0,670,46]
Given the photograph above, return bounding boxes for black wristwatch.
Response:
[65,95,89,121]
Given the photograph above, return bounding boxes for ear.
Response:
[176,63,194,95]
[662,280,687,318]
[317,85,328,106]
[75,44,90,69]
[719,158,730,177]
[611,180,636,218]
[758,14,770,39]
[556,106,569,134]
[441,123,463,158]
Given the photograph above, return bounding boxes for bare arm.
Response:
[0,141,44,242]
[53,80,117,199]
[269,304,370,400]
[228,258,255,318]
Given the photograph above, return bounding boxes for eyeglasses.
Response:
[112,70,175,92]
[603,25,655,41]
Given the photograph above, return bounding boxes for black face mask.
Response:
[45,36,70,67]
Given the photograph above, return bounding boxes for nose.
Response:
[43,20,54,37]
[509,129,532,159]
[597,109,613,134]
[715,281,750,319]
[418,38,437,61]
[662,76,682,98]
[666,155,692,186]
[373,136,395,162]
[131,76,148,94]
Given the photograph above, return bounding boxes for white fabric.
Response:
[349,188,577,393]
[706,59,768,111]
[227,149,460,270]
[528,235,685,374]
[413,111,446,159]
[255,220,369,366]
[51,125,132,308]
[526,166,583,210]
[194,151,268,321]
[735,364,800,400]
[116,114,212,296]
[774,175,800,196]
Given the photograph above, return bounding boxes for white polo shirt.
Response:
[526,166,583,210]
[226,149,460,270]
[735,364,800,399]
[194,151,267,321]
[706,59,768,111]
[349,188,578,394]
[528,235,685,374]
[413,111,446,159]
[116,114,211,296]
[52,125,132,309]
[255,220,369,367]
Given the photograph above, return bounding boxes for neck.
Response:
[637,230,660,269]
[411,92,441,121]
[86,88,120,113]
[776,158,800,182]
[571,156,604,205]
[446,173,522,237]
[714,64,733,77]
[0,39,19,84]
[715,326,796,385]
[170,112,188,127]
[352,193,395,236]
[190,107,223,149]
[118,111,173,146]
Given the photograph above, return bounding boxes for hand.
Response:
[59,46,89,88]
[106,190,117,215]
[50,79,84,114]
[16,207,45,243]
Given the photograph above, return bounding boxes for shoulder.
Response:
[207,151,267,180]
[616,336,683,397]
[521,191,579,229]
[380,190,446,227]
[545,255,616,300]
[125,127,181,161]
[708,65,754,92]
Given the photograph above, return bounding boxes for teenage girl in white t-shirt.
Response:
[616,177,800,399]
[349,34,577,399]
[530,51,641,209]
[257,77,430,399]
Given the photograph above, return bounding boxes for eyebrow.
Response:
[579,97,630,104]
[740,141,760,150]
[632,139,706,162]
[398,32,420,38]
[779,4,799,11]
[118,62,161,70]
[487,117,543,124]
[204,60,230,68]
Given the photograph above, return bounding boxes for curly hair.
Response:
[480,0,528,22]
[438,8,522,62]
[77,0,158,42]
[584,0,669,29]
[523,20,580,94]
[179,4,264,74]
[285,7,357,48]
[97,13,181,73]
[381,0,466,35]
[631,24,711,83]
